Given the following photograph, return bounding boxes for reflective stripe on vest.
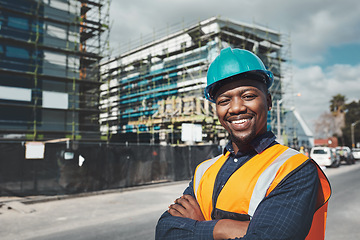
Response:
[193,153,227,198]
[248,147,300,216]
[194,144,331,240]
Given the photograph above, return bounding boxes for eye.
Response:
[216,98,230,105]
[242,94,257,101]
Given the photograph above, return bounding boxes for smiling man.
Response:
[214,79,271,153]
[155,48,331,240]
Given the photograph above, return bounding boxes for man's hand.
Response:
[213,219,249,240]
[168,194,205,221]
[168,195,249,239]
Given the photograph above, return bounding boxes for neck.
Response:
[232,141,252,155]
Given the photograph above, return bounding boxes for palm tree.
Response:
[330,94,346,115]
[329,94,347,144]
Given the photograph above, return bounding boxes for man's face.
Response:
[215,79,271,151]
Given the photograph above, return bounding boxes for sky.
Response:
[108,0,360,132]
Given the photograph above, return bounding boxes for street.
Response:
[325,163,360,239]
[1,162,360,240]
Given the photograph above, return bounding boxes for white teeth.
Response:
[232,119,249,124]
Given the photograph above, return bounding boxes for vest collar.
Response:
[224,131,277,156]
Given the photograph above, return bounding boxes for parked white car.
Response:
[352,148,360,160]
[310,147,340,167]
[336,146,355,165]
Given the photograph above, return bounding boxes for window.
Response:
[6,46,29,59]
[42,91,68,109]
[8,16,29,30]
[0,86,32,102]
[313,149,328,154]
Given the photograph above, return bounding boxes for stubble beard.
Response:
[227,127,257,151]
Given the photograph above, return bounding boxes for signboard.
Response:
[25,142,45,159]
[181,123,202,142]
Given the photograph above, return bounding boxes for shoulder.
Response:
[266,160,319,204]
[280,160,319,188]
[303,160,318,173]
[296,159,319,178]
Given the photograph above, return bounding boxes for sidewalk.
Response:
[1,180,189,240]
[0,180,186,208]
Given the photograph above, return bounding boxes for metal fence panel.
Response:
[0,142,222,196]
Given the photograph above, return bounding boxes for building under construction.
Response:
[100,17,290,144]
[0,0,109,142]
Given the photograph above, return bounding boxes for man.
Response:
[155,47,331,240]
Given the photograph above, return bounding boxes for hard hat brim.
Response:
[204,70,273,103]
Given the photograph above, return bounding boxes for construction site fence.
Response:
[0,141,222,197]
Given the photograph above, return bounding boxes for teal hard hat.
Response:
[205,47,274,103]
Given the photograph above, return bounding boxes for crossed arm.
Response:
[155,161,319,240]
[168,194,249,239]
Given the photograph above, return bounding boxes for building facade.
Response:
[0,0,109,142]
[283,109,314,149]
[100,17,288,144]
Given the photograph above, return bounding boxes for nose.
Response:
[229,97,246,114]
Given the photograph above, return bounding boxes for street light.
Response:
[277,99,284,143]
[351,120,360,148]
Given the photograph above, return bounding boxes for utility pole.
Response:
[351,120,360,148]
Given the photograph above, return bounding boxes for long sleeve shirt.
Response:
[155,131,319,240]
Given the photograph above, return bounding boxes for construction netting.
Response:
[0,142,222,196]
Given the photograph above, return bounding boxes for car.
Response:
[352,148,360,160]
[310,147,340,168]
[336,146,355,165]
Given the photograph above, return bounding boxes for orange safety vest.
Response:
[193,144,331,240]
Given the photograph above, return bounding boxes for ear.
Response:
[267,93,272,111]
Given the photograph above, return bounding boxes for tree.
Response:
[314,95,359,147]
[330,94,346,114]
[329,94,346,144]
[342,100,360,147]
[314,112,337,139]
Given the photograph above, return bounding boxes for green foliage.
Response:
[342,100,360,147]
[330,94,346,114]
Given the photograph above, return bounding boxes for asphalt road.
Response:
[325,162,360,239]
[1,162,360,240]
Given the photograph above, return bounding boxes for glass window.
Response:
[43,91,69,109]
[313,149,327,154]
[0,86,32,102]
[6,46,29,59]
[8,16,29,30]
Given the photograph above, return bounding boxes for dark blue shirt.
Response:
[156,131,319,240]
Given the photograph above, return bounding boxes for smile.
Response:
[227,117,253,131]
[230,119,251,124]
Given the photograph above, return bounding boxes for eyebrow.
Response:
[217,87,262,98]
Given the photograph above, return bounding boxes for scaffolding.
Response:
[100,17,289,144]
[0,0,110,142]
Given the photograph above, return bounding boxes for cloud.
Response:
[107,0,360,132]
[109,0,360,64]
[291,3,360,64]
[290,63,360,130]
